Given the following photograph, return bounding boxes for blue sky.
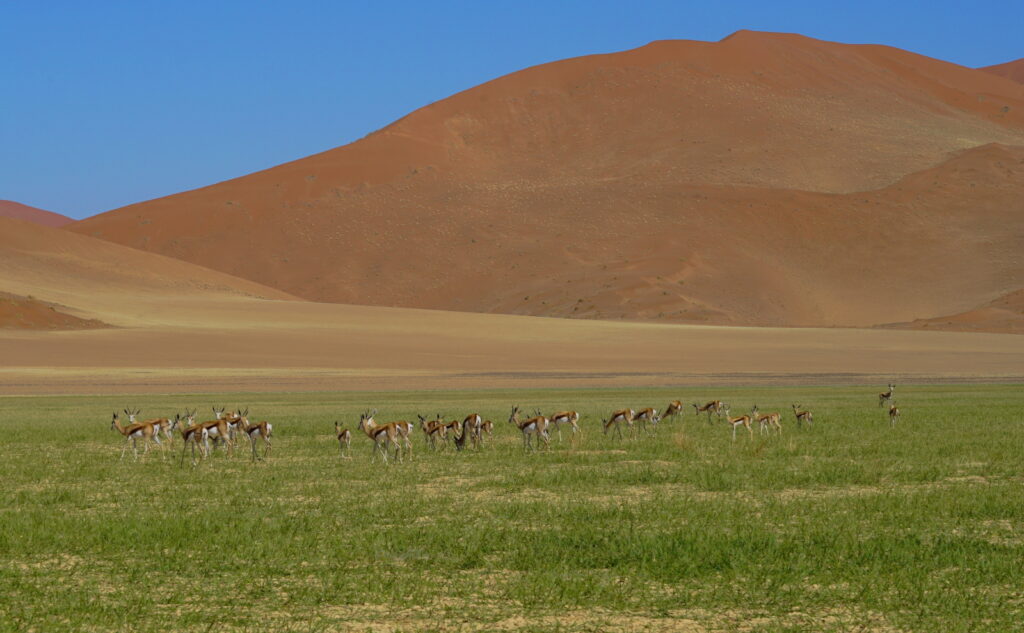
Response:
[2,1,1022,219]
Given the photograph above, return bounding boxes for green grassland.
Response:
[1,385,1022,632]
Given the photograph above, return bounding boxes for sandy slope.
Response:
[2,298,1022,394]
[0,200,73,227]
[0,292,108,330]
[0,217,294,327]
[981,59,1024,84]
[884,289,1024,334]
[70,32,1024,330]
[3,218,1021,394]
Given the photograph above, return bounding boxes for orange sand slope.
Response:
[71,32,1024,330]
[0,292,108,330]
[0,217,295,328]
[3,218,1022,394]
[3,299,1023,395]
[0,200,73,227]
[885,289,1024,334]
[981,59,1024,84]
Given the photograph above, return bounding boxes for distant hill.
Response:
[980,58,1024,84]
[0,200,73,227]
[71,31,1024,330]
[0,217,295,329]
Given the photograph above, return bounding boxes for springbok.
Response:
[751,405,782,435]
[452,417,471,451]
[692,400,724,424]
[878,384,896,408]
[548,410,581,444]
[335,421,352,458]
[633,407,659,435]
[357,410,403,463]
[417,414,447,450]
[194,411,234,457]
[508,406,549,451]
[462,414,484,449]
[178,410,208,466]
[722,404,753,441]
[663,400,685,423]
[791,404,813,428]
[127,408,179,448]
[236,409,272,462]
[888,403,901,427]
[602,408,634,440]
[111,411,161,460]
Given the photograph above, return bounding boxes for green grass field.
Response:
[1,385,1022,632]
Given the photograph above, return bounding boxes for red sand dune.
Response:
[0,200,73,227]
[71,31,1024,330]
[885,289,1024,334]
[0,292,108,330]
[981,59,1024,85]
[0,217,295,329]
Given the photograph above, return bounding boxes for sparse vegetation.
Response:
[0,384,1022,632]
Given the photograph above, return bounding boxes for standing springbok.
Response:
[236,409,272,462]
[548,410,581,444]
[462,413,484,449]
[791,404,813,428]
[194,411,234,457]
[722,404,753,441]
[128,408,179,448]
[335,421,352,458]
[692,400,724,424]
[602,408,634,440]
[508,406,549,451]
[178,410,208,466]
[633,407,659,435]
[357,410,403,463]
[111,411,162,460]
[417,414,446,450]
[878,384,896,408]
[751,405,782,435]
[888,403,901,427]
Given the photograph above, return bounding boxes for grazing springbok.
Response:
[692,400,724,424]
[633,407,659,435]
[452,417,471,451]
[335,421,352,458]
[663,400,685,423]
[751,405,782,435]
[791,404,813,428]
[888,403,901,427]
[357,410,403,463]
[722,404,754,441]
[508,406,549,451]
[111,411,161,460]
[236,409,272,462]
[479,419,494,443]
[548,410,581,443]
[878,384,896,408]
[602,408,634,440]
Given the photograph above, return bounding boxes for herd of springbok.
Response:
[109,385,903,464]
[109,406,272,464]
